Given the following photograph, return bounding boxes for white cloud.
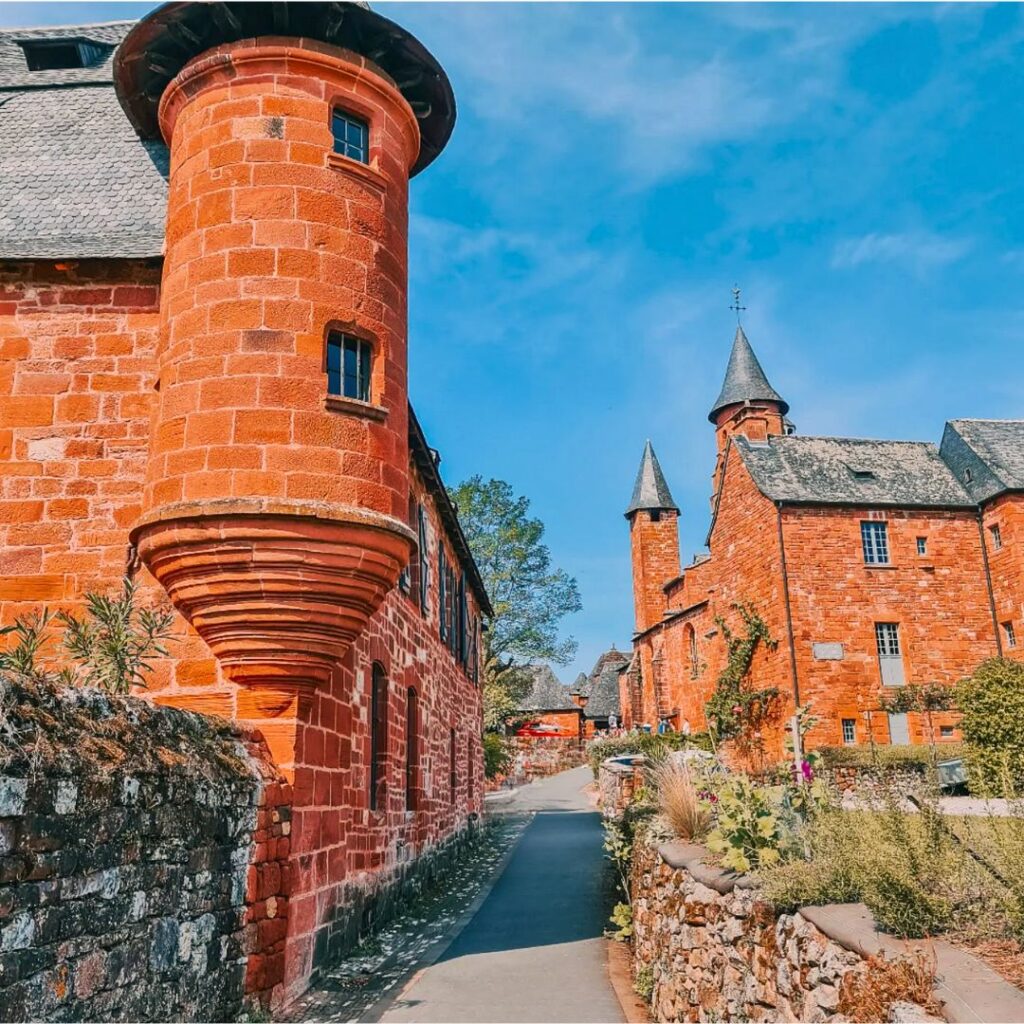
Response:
[830,232,971,273]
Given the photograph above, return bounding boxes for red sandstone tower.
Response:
[112,3,454,722]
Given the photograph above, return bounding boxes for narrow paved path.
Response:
[379,766,625,1023]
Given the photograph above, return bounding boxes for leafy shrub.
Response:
[651,758,711,841]
[0,579,174,694]
[633,965,654,1001]
[609,901,633,941]
[483,732,514,779]
[863,869,952,938]
[759,855,861,912]
[817,742,966,771]
[706,775,795,872]
[956,658,1024,796]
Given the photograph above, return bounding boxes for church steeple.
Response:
[708,325,788,423]
[625,440,678,517]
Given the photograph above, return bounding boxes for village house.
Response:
[0,2,490,1006]
[624,323,1024,756]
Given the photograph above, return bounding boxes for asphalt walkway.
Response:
[378,766,625,1023]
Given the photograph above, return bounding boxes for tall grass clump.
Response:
[651,757,711,842]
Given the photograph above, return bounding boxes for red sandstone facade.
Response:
[625,326,1024,760]
[0,5,486,1007]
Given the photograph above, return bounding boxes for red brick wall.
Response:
[982,493,1024,660]
[780,505,996,749]
[628,509,680,634]
[626,438,1000,761]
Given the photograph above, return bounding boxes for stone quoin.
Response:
[0,2,490,1009]
[625,324,1024,757]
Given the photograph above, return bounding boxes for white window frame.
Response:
[875,622,905,686]
[841,718,856,745]
[861,521,890,565]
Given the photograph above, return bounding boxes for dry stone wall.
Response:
[631,839,938,1023]
[0,678,288,1021]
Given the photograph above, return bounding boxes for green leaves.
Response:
[955,658,1024,796]
[703,602,779,745]
[451,476,581,731]
[0,578,175,695]
[705,774,796,873]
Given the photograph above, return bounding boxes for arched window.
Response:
[370,663,389,811]
[686,625,699,679]
[406,688,419,812]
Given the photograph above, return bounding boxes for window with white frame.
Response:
[916,537,927,556]
[875,622,905,686]
[861,521,890,565]
[990,523,1003,551]
[841,718,856,745]
[1004,621,1017,649]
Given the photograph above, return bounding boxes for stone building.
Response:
[0,3,489,1007]
[513,663,583,739]
[571,647,629,736]
[624,324,1024,757]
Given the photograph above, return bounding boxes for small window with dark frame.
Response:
[1004,621,1017,649]
[916,537,927,556]
[841,718,856,745]
[332,108,369,163]
[990,523,1003,551]
[418,506,429,614]
[326,332,371,402]
[940,725,954,738]
[405,687,419,812]
[861,521,890,565]
[369,663,389,811]
[449,727,457,803]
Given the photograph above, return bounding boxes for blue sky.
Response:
[8,3,1024,681]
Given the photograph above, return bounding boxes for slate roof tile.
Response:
[735,435,974,508]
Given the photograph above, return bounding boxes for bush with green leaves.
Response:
[706,775,796,872]
[0,578,174,695]
[817,742,966,771]
[955,658,1024,796]
[483,732,514,779]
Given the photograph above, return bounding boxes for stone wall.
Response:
[0,678,288,1021]
[598,759,644,820]
[821,763,928,799]
[630,838,939,1023]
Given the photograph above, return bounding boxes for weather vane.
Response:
[730,285,746,325]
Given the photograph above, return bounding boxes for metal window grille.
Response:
[861,521,890,564]
[841,719,856,745]
[326,332,371,401]
[331,108,369,163]
[1004,622,1017,648]
[990,524,1003,550]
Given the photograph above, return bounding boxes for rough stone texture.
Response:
[822,763,930,799]
[0,19,486,1008]
[630,839,936,1024]
[485,737,586,793]
[0,677,288,1020]
[598,760,645,820]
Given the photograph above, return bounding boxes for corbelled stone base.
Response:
[134,511,411,689]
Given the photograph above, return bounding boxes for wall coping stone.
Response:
[652,844,1024,1023]
[657,841,757,892]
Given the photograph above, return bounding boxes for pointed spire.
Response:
[625,440,679,517]
[708,325,789,423]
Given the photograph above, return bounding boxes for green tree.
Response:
[451,476,581,730]
[956,658,1024,795]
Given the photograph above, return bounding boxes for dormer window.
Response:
[17,38,108,71]
[326,331,371,402]
[332,108,369,163]
[848,465,876,482]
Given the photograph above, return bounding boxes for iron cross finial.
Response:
[730,285,746,325]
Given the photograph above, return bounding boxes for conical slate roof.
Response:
[708,326,789,423]
[516,664,576,712]
[625,440,679,516]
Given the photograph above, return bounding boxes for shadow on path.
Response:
[379,766,624,1024]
